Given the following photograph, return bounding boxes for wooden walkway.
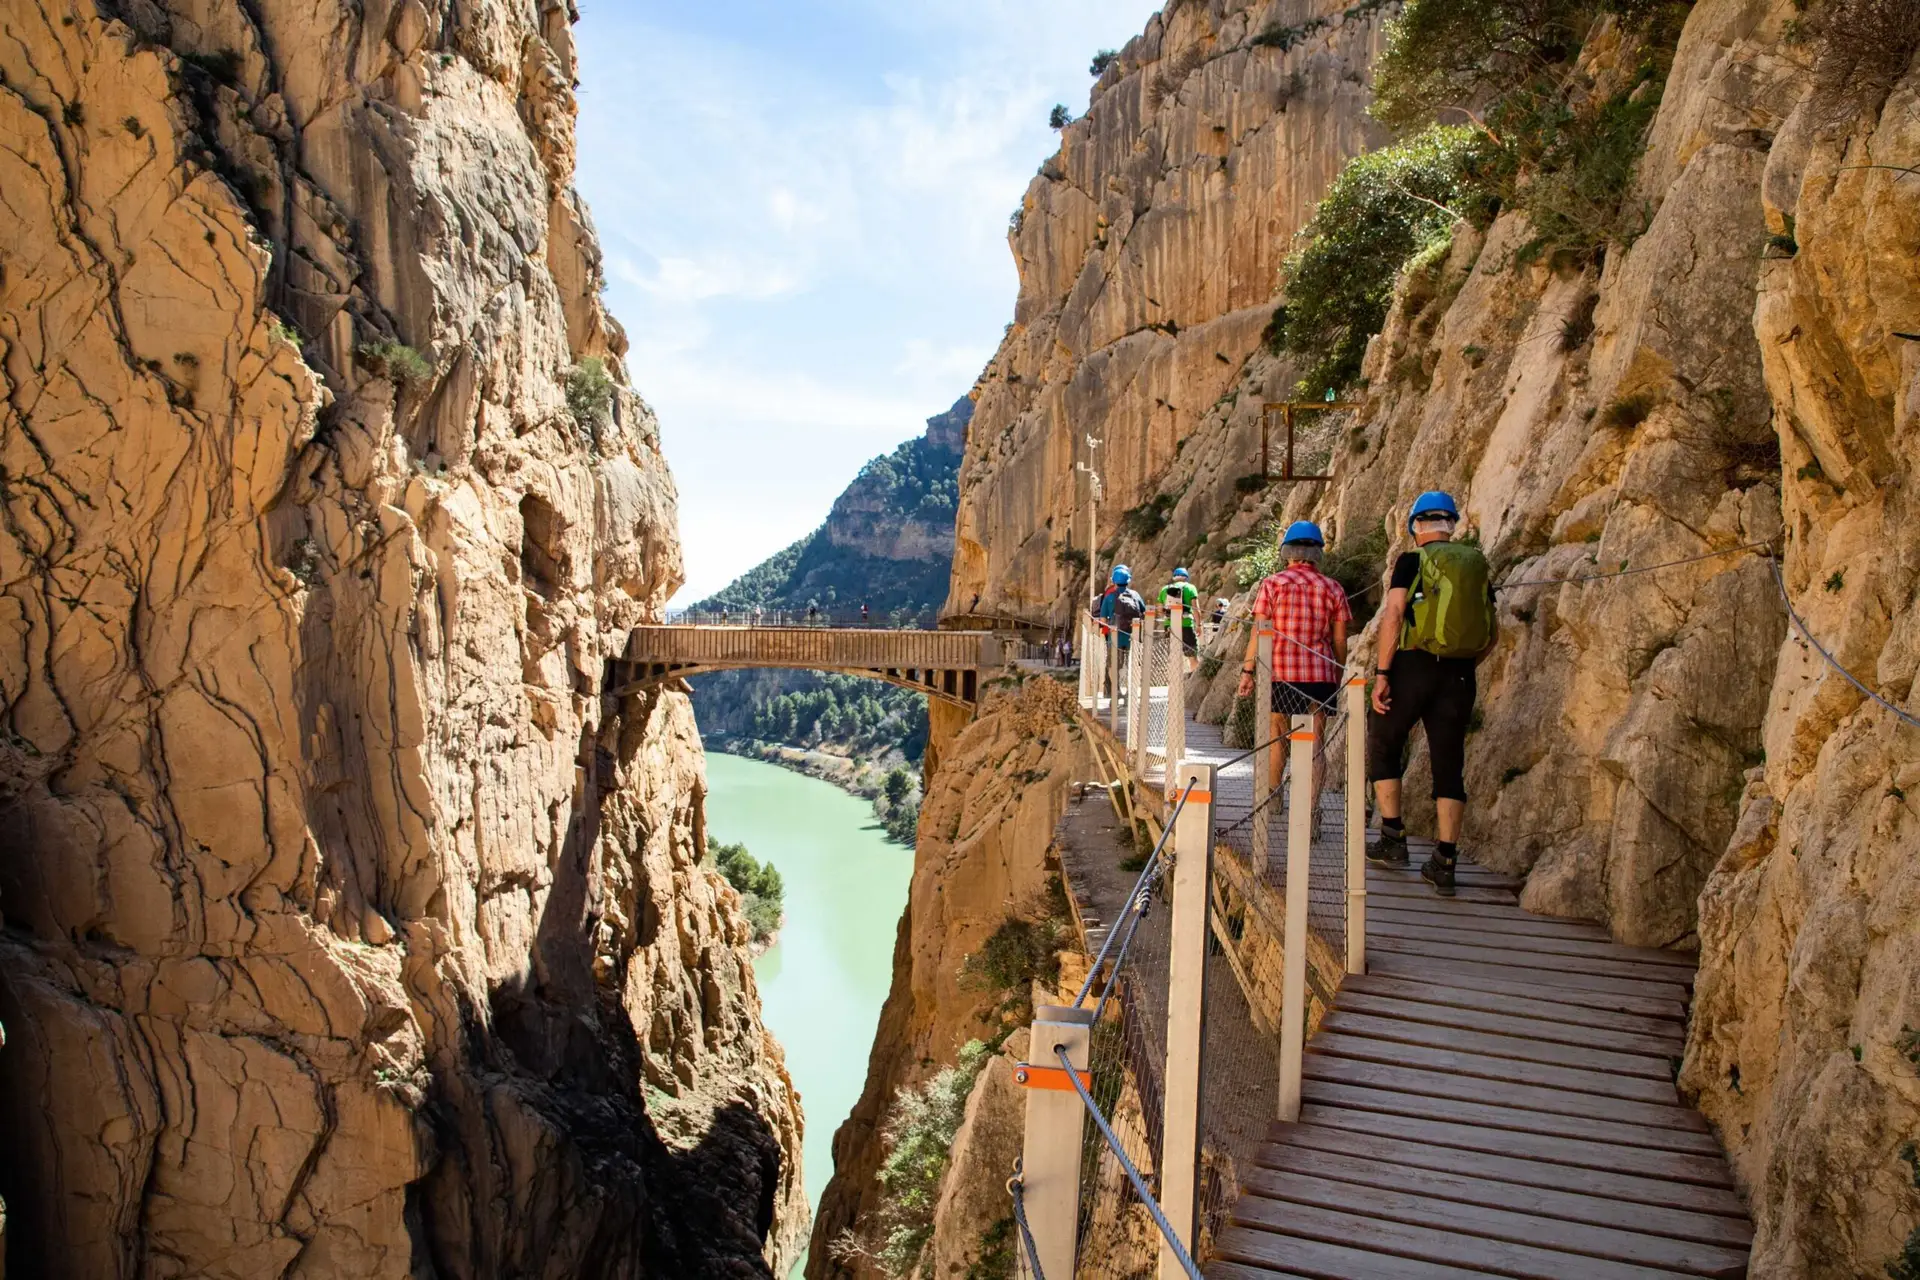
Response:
[1107,697,1754,1279]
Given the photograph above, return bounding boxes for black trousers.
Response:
[1368,651,1476,802]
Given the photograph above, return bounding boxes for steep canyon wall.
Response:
[935,0,1919,1275]
[0,1,802,1276]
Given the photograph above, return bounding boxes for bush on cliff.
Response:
[835,1039,993,1277]
[707,838,784,943]
[1265,125,1483,395]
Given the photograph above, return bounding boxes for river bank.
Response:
[707,735,920,843]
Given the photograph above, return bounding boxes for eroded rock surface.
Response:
[0,1,802,1275]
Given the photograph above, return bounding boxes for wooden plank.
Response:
[1369,919,1698,970]
[1299,1078,1723,1155]
[1310,1032,1683,1106]
[1362,955,1690,1021]
[1298,1107,1736,1189]
[1241,1169,1749,1277]
[1252,1143,1754,1249]
[1360,888,1598,925]
[1270,1122,1750,1218]
[1227,1196,1700,1280]
[1366,949,1692,1007]
[1322,1011,1676,1080]
[1212,1225,1501,1280]
[1366,878,1520,906]
[1366,904,1614,942]
[1206,1263,1314,1280]
[1369,935,1696,989]
[1301,1055,1707,1131]
[1344,982,1689,1043]
[1335,991,1686,1058]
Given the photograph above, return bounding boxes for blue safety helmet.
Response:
[1407,490,1459,532]
[1281,520,1325,546]
[1172,567,1190,580]
[1111,564,1131,585]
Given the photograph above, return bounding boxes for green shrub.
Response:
[1055,542,1090,574]
[1089,49,1119,77]
[1268,125,1484,396]
[1048,103,1073,130]
[855,1040,993,1277]
[357,340,431,385]
[566,357,615,435]
[1890,1225,1920,1280]
[966,1218,1017,1280]
[708,838,785,943]
[962,918,1063,993]
[1371,0,1689,259]
[1600,392,1657,431]
[1122,493,1177,539]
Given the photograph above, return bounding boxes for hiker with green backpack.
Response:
[1366,491,1497,897]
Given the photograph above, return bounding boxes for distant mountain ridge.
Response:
[695,397,970,615]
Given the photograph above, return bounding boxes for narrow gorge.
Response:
[817,1,1920,1278]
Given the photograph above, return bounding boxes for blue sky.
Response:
[574,0,1165,604]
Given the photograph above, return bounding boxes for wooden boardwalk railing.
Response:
[1082,660,1752,1279]
[609,624,1003,708]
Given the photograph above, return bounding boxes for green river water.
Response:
[702,752,914,1273]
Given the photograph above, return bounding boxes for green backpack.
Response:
[1401,541,1495,658]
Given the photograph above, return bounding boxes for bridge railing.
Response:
[1035,635,1369,1274]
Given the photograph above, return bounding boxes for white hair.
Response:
[1412,515,1459,537]
[1282,543,1324,564]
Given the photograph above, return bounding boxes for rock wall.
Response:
[1681,31,1920,1278]
[806,678,1093,1279]
[937,0,1919,1273]
[0,1,802,1276]
[945,0,1390,626]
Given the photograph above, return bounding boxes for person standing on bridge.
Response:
[1237,521,1350,811]
[1092,564,1146,665]
[1366,491,1497,897]
[1158,567,1201,674]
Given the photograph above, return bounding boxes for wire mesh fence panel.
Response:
[1073,880,1170,1279]
[1194,916,1280,1257]
[1302,699,1354,965]
[1143,625,1177,769]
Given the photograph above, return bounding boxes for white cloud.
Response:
[573,0,1165,604]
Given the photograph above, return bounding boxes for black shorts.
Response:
[1180,626,1198,656]
[1272,681,1339,716]
[1367,650,1476,802]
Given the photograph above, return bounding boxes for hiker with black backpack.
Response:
[1366,491,1498,897]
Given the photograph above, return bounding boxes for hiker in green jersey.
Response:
[1366,491,1498,897]
[1157,567,1200,673]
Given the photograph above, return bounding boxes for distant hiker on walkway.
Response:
[1237,522,1350,806]
[861,601,870,624]
[1367,491,1497,897]
[1211,597,1230,627]
[1092,564,1146,664]
[807,603,819,626]
[1158,567,1201,673]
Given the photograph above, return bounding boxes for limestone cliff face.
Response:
[0,1,802,1276]
[807,679,1093,1279]
[945,0,1389,625]
[938,0,1919,1272]
[1681,40,1920,1278]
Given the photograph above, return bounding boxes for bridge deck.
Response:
[1096,702,1752,1278]
[616,624,1003,707]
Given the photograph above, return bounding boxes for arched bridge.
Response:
[609,625,1005,709]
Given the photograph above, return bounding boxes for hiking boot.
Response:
[1366,827,1408,866]
[1421,854,1457,897]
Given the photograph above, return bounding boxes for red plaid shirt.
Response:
[1252,563,1352,683]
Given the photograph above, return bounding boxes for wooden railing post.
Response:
[1108,622,1121,734]
[1078,616,1093,704]
[1016,1004,1093,1278]
[1251,621,1274,874]
[1165,601,1186,800]
[1346,674,1368,976]
[1278,714,1314,1122]
[1161,761,1214,1279]
[1128,606,1144,775]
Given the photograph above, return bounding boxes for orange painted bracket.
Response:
[1181,789,1213,804]
[1288,730,1318,742]
[1013,1063,1093,1092]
